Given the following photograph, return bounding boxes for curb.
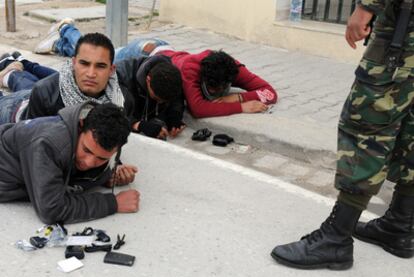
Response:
[183,112,338,170]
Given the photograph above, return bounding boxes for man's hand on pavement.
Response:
[241,100,268,113]
[114,164,138,186]
[346,5,374,49]
[169,125,186,138]
[116,189,140,213]
[134,120,168,139]
[157,127,169,139]
[107,164,138,187]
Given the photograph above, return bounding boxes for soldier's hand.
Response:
[346,5,374,49]
[241,100,268,113]
[116,189,140,213]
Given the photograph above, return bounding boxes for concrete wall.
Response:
[159,0,364,63]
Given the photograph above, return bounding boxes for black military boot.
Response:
[271,201,362,270]
[353,191,414,258]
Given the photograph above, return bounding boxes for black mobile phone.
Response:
[104,251,135,266]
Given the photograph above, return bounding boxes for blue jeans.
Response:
[54,24,81,57]
[0,89,31,124]
[8,61,56,92]
[114,38,169,63]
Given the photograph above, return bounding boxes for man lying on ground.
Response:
[0,102,139,224]
[0,51,56,92]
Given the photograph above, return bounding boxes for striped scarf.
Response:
[59,60,124,108]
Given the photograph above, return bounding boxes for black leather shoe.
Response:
[271,201,361,270]
[354,191,414,258]
[0,53,13,71]
[0,53,10,60]
[11,51,22,60]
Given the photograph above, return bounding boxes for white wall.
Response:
[159,0,364,63]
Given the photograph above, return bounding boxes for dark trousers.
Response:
[7,60,56,92]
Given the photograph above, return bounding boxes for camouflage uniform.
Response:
[336,0,414,209]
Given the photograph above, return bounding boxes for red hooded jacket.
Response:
[161,50,277,118]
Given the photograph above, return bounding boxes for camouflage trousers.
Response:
[335,59,414,201]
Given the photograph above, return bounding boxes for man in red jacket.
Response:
[162,49,277,118]
[114,39,278,118]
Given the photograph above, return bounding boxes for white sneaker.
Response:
[34,31,60,54]
[34,18,74,54]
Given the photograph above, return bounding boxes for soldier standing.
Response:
[271,0,414,270]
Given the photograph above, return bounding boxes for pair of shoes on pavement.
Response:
[34,18,74,54]
[0,53,16,70]
[271,192,414,270]
[0,51,24,70]
[1,51,23,61]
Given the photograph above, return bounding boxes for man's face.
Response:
[200,81,231,101]
[72,43,115,97]
[75,130,118,171]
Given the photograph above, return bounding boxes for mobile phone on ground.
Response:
[103,251,135,266]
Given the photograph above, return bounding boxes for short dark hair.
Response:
[81,103,131,151]
[149,62,182,102]
[200,50,239,89]
[75,33,115,64]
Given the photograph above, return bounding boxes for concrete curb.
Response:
[27,6,107,22]
[183,112,338,169]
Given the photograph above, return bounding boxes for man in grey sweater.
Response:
[0,102,139,224]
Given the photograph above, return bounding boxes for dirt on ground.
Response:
[0,0,165,53]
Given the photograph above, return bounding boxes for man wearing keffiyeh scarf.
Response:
[23,33,135,125]
[59,59,124,108]
[0,33,133,129]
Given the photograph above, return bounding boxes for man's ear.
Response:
[110,64,116,75]
[72,56,76,66]
[79,118,84,128]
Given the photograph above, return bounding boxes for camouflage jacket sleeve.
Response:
[357,0,386,15]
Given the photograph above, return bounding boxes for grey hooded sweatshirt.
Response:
[0,102,117,224]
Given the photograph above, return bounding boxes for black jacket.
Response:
[115,55,184,128]
[24,72,135,122]
[0,103,117,224]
